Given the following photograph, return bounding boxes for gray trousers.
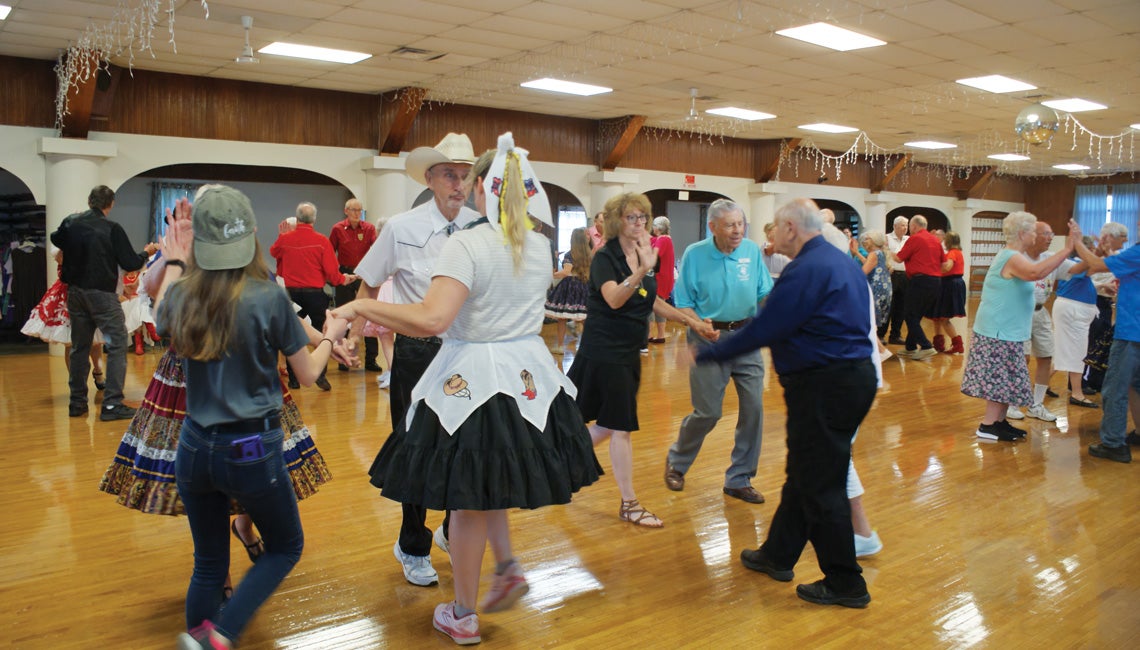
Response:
[668,327,764,488]
[67,286,128,409]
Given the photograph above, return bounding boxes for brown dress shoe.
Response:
[664,464,684,491]
[723,486,765,503]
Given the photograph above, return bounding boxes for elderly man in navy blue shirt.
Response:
[696,197,878,608]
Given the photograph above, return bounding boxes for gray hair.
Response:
[860,229,886,249]
[1100,222,1128,240]
[910,215,928,230]
[652,216,670,234]
[893,216,909,227]
[1002,211,1037,243]
[819,208,836,224]
[707,198,744,223]
[774,198,823,232]
[296,202,317,224]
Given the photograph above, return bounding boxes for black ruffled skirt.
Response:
[369,389,601,510]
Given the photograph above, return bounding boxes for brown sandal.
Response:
[619,499,664,528]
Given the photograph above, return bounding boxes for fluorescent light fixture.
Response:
[520,78,612,96]
[905,140,956,150]
[1053,164,1090,171]
[1041,98,1106,112]
[776,22,886,51]
[1130,123,1140,130]
[706,107,776,121]
[258,42,371,64]
[988,153,1030,161]
[956,75,1036,93]
[0,4,10,20]
[799,123,858,133]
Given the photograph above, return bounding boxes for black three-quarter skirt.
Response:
[369,389,601,511]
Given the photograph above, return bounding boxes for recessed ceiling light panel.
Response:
[259,42,371,64]
[1041,98,1106,112]
[706,107,776,121]
[1129,123,1140,130]
[1053,164,1090,171]
[799,123,859,133]
[956,75,1036,93]
[520,78,612,96]
[905,140,957,150]
[988,153,1030,161]
[0,5,11,20]
[775,22,886,52]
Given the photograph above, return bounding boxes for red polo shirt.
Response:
[896,229,946,278]
[269,223,347,289]
[329,218,377,269]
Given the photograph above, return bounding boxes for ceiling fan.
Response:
[235,15,259,64]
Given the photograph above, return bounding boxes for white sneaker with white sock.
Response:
[1006,406,1025,420]
[1025,403,1057,422]
[854,531,883,557]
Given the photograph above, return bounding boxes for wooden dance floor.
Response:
[3,317,1138,648]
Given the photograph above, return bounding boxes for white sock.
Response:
[1033,384,1047,405]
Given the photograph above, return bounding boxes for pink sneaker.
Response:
[479,560,529,613]
[433,602,481,645]
[177,620,230,649]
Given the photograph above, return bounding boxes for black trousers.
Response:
[887,271,908,339]
[335,272,378,365]
[286,288,329,384]
[903,274,940,351]
[761,358,877,595]
[391,334,450,555]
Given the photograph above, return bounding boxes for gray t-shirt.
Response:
[157,278,309,427]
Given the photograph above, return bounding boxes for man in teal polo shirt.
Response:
[665,199,774,502]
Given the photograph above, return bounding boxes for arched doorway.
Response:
[886,206,949,234]
[0,167,46,343]
[643,189,732,260]
[814,198,862,237]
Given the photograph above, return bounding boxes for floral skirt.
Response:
[545,276,588,321]
[98,349,332,515]
[960,332,1032,406]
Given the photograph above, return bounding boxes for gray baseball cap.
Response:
[192,186,257,271]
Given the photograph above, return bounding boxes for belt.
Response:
[711,319,750,332]
[287,287,326,293]
[191,416,280,435]
[1035,304,1044,311]
[398,333,442,344]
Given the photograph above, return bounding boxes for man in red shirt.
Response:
[330,198,381,372]
[894,215,945,360]
[270,201,355,390]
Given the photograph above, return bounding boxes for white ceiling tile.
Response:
[888,0,1003,32]
[467,15,591,42]
[1015,12,1119,43]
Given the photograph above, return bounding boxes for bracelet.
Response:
[165,260,186,270]
[319,338,333,348]
[622,278,639,289]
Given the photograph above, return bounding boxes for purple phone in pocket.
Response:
[231,434,266,460]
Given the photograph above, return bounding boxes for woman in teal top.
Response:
[960,211,1076,442]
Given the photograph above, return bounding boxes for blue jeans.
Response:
[176,419,304,641]
[67,286,128,408]
[668,327,764,489]
[1098,340,1140,447]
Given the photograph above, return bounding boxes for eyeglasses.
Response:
[624,213,649,224]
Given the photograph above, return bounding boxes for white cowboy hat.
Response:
[405,133,476,185]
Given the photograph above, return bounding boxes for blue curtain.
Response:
[1111,183,1139,249]
[1073,184,1108,239]
[149,182,200,241]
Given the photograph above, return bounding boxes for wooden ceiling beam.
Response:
[601,115,646,170]
[756,138,800,183]
[953,165,996,200]
[872,154,911,193]
[60,53,102,139]
[379,86,427,155]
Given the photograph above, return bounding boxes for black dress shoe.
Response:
[740,548,793,581]
[315,376,331,392]
[364,362,384,372]
[100,404,137,421]
[1126,431,1140,447]
[795,580,870,608]
[887,337,905,345]
[664,463,684,491]
[1045,387,1059,398]
[723,486,765,503]
[1089,443,1131,463]
[337,363,349,372]
[69,404,88,417]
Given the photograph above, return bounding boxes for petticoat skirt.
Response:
[98,349,332,515]
[369,390,601,511]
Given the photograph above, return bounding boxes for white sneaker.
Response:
[433,602,480,645]
[1006,406,1025,420]
[879,348,893,362]
[394,540,438,586]
[377,371,391,389]
[434,525,450,555]
[910,347,937,361]
[550,344,564,355]
[854,531,883,557]
[1026,403,1057,422]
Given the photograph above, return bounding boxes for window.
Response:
[556,206,587,254]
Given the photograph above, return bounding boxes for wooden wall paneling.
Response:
[619,132,755,177]
[1024,176,1075,231]
[88,65,121,127]
[755,139,799,183]
[405,104,598,165]
[0,55,57,128]
[600,115,647,170]
[776,150,873,189]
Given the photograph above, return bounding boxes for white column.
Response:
[746,182,789,245]
[38,138,118,356]
[952,199,983,270]
[586,170,639,215]
[360,155,408,227]
[865,192,900,233]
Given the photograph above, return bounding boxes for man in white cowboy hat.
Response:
[351,132,479,587]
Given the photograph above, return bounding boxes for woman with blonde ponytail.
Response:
[332,133,599,645]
